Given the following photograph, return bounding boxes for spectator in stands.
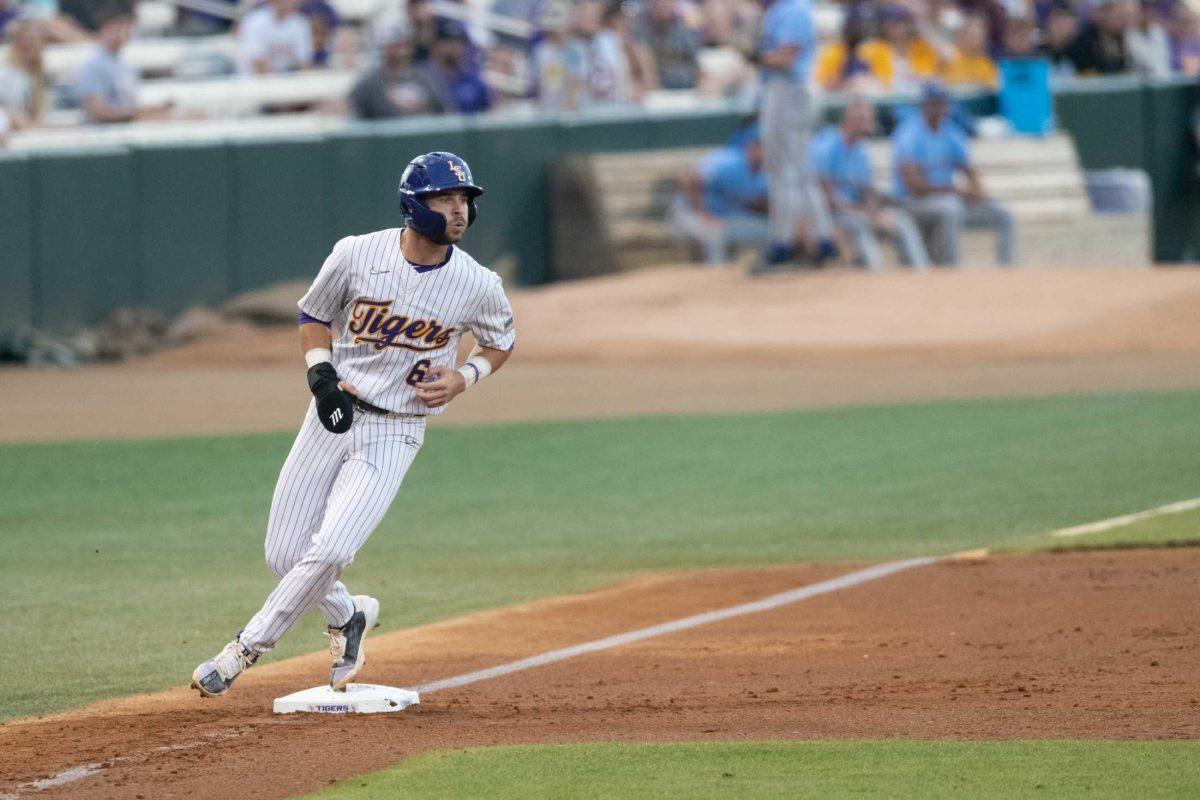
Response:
[567,0,641,107]
[420,19,492,113]
[1041,2,1079,69]
[810,100,929,270]
[1126,0,1173,76]
[349,20,441,118]
[405,0,438,63]
[857,5,942,92]
[942,14,999,87]
[815,12,881,92]
[237,0,313,74]
[634,0,703,90]
[302,0,340,67]
[0,17,49,130]
[892,82,1015,266]
[1000,16,1039,58]
[533,0,585,111]
[1066,0,1135,75]
[1173,9,1200,75]
[673,126,770,264]
[74,5,171,123]
[698,0,761,54]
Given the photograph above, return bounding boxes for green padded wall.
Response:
[3,85,1196,339]
[30,148,135,328]
[133,142,233,315]
[228,137,333,292]
[0,154,34,331]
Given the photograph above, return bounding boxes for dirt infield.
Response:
[3,548,1198,800]
[5,266,1200,443]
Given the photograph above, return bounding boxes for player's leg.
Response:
[885,208,930,270]
[263,403,345,581]
[963,198,1016,265]
[190,404,349,698]
[833,208,882,269]
[760,80,799,262]
[238,417,425,657]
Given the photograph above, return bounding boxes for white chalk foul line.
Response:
[1,730,248,799]
[3,558,935,798]
[1050,497,1200,538]
[409,556,937,694]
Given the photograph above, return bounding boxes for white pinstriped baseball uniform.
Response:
[238,228,516,654]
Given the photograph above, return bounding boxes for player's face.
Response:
[425,190,470,242]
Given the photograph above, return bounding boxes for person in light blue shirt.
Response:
[753,0,834,271]
[759,0,817,83]
[893,82,1015,266]
[809,101,928,270]
[674,128,770,265]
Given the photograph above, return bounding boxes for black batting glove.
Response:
[307,362,353,434]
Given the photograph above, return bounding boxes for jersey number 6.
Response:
[405,359,433,386]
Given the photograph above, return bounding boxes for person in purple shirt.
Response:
[420,19,492,114]
[754,0,835,271]
[810,101,928,270]
[893,82,1015,266]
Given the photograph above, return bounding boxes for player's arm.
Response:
[416,276,516,409]
[416,344,511,409]
[299,320,357,397]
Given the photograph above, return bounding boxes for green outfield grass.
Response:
[1005,507,1200,553]
[2,390,1200,720]
[308,740,1200,799]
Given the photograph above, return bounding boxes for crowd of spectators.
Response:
[0,0,1199,138]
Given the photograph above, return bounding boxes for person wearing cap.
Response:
[420,18,492,113]
[349,20,442,119]
[856,4,941,92]
[674,126,771,265]
[755,0,835,269]
[892,83,1015,266]
[810,100,929,270]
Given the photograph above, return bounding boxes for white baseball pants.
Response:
[238,401,425,654]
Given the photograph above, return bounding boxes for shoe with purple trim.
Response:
[191,638,258,698]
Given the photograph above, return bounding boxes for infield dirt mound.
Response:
[3,548,1198,800]
[4,266,1200,443]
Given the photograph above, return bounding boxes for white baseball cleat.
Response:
[328,595,380,691]
[191,638,258,698]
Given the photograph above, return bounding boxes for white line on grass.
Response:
[2,557,936,798]
[409,556,937,694]
[1050,497,1200,538]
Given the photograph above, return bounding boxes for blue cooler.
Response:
[999,59,1053,135]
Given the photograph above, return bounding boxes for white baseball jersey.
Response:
[298,228,516,415]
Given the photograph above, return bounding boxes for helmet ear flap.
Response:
[467,197,477,227]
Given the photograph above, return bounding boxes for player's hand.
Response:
[414,365,466,409]
[337,380,358,397]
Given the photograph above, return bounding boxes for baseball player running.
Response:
[191,152,515,698]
